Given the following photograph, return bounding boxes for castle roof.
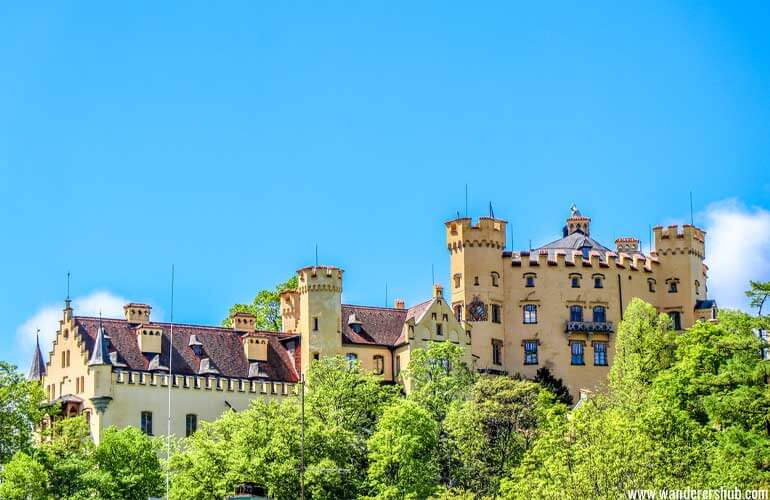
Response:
[537,231,612,257]
[74,317,300,382]
[28,334,46,381]
[341,298,435,347]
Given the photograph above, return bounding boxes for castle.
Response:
[29,206,716,442]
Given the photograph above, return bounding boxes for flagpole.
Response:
[166,264,175,499]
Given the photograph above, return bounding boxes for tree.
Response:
[533,367,573,406]
[746,280,770,316]
[445,377,561,497]
[222,276,298,330]
[404,342,475,422]
[93,426,164,500]
[0,451,48,500]
[0,361,48,464]
[367,399,439,499]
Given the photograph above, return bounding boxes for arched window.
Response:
[491,272,500,287]
[593,306,606,323]
[648,278,656,293]
[523,304,537,324]
[694,280,700,295]
[453,273,462,288]
[570,305,583,322]
[570,274,582,288]
[453,303,463,322]
[593,274,604,289]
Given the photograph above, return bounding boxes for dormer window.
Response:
[348,313,363,334]
[581,246,591,260]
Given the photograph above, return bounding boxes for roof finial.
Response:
[570,203,580,217]
[64,272,72,309]
[28,328,46,381]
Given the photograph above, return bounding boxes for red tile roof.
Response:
[74,317,299,383]
[340,305,407,346]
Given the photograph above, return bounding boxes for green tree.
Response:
[404,342,475,422]
[445,377,561,497]
[367,399,439,499]
[93,426,164,500]
[533,367,573,406]
[0,451,48,500]
[0,361,48,464]
[222,276,298,330]
[746,280,770,316]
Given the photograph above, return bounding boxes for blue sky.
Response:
[2,1,769,369]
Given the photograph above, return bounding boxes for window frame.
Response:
[524,340,538,365]
[570,341,585,366]
[492,339,503,366]
[140,411,153,436]
[570,273,582,289]
[185,414,198,437]
[524,273,536,288]
[491,272,500,287]
[592,305,606,323]
[523,304,537,324]
[593,341,608,366]
[373,355,385,375]
[569,305,584,322]
[491,304,501,324]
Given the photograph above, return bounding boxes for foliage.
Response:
[404,342,475,422]
[746,280,770,316]
[533,367,573,406]
[222,275,298,330]
[445,377,561,496]
[0,361,48,464]
[0,451,48,500]
[93,426,164,499]
[367,399,439,499]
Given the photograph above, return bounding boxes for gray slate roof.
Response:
[28,334,46,381]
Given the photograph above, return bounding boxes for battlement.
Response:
[114,370,297,396]
[615,237,640,253]
[297,265,343,293]
[653,224,705,258]
[511,249,657,273]
[446,216,507,251]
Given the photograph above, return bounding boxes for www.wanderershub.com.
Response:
[626,489,768,500]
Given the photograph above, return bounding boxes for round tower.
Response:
[445,216,507,372]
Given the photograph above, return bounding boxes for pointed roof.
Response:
[28,333,46,381]
[88,324,112,366]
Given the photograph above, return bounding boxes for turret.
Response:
[445,216,506,371]
[296,265,343,374]
[652,224,708,329]
[564,204,591,237]
[28,332,46,381]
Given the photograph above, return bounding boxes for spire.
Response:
[88,319,112,367]
[28,330,46,381]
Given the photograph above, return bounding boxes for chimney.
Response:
[394,298,405,309]
[124,303,151,324]
[615,237,640,254]
[433,284,444,298]
[231,311,257,332]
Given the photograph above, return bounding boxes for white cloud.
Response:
[16,291,128,355]
[704,200,770,311]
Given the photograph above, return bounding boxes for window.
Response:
[454,304,463,322]
[523,304,537,324]
[571,341,585,365]
[61,351,66,368]
[491,304,501,324]
[395,355,401,375]
[140,411,153,435]
[593,342,608,366]
[442,313,448,322]
[593,275,604,288]
[570,274,581,288]
[312,317,319,331]
[667,278,679,293]
[345,353,358,366]
[524,340,538,365]
[63,329,69,339]
[581,246,591,260]
[66,350,70,367]
[491,272,500,287]
[453,274,461,288]
[492,340,503,366]
[474,276,480,286]
[525,274,536,287]
[313,352,320,361]
[648,278,656,293]
[695,280,700,295]
[570,305,583,322]
[373,355,384,375]
[432,312,437,320]
[593,306,606,323]
[669,311,682,331]
[185,414,197,437]
[436,323,443,336]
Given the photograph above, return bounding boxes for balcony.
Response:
[565,321,614,333]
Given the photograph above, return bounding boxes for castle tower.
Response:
[653,224,708,329]
[445,216,507,372]
[295,265,343,374]
[564,204,591,237]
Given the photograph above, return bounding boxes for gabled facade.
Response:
[35,266,466,442]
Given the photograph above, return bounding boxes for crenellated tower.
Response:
[446,216,507,372]
[653,224,708,328]
[294,265,343,374]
